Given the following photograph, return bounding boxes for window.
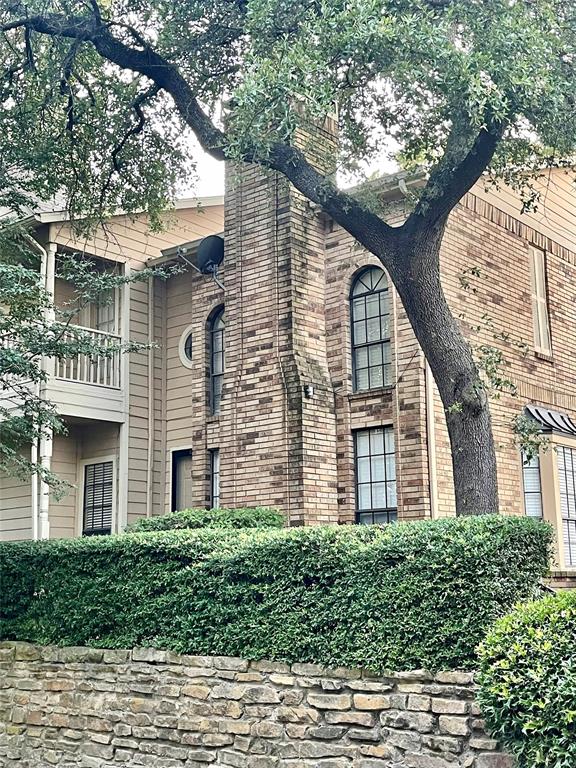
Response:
[210,449,220,509]
[171,448,193,512]
[351,267,391,391]
[558,446,576,567]
[354,427,397,524]
[529,246,552,355]
[83,461,113,536]
[178,324,195,369]
[521,452,543,518]
[96,288,118,334]
[209,308,225,414]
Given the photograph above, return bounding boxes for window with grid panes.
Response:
[351,267,391,391]
[82,461,113,535]
[354,427,397,524]
[210,308,225,414]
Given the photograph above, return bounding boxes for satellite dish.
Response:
[197,235,224,274]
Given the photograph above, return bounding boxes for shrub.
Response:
[0,515,551,672]
[125,507,284,533]
[477,590,576,768]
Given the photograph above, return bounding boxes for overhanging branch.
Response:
[406,120,504,232]
[1,11,399,257]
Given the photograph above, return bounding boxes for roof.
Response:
[525,405,576,437]
[0,195,224,227]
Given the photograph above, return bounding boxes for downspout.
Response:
[425,362,439,519]
[22,233,50,540]
[146,276,154,517]
[38,242,57,539]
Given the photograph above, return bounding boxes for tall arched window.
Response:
[351,267,391,391]
[209,307,225,415]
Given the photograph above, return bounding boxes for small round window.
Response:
[178,325,195,369]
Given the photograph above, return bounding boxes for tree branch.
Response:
[2,12,399,258]
[266,143,397,258]
[1,13,227,159]
[406,120,504,232]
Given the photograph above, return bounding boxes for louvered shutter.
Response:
[83,461,114,535]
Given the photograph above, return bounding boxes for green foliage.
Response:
[125,507,284,533]
[0,516,551,671]
[477,591,576,768]
[1,1,575,218]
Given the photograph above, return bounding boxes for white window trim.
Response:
[178,324,195,369]
[76,455,117,537]
[168,445,194,513]
[529,245,552,356]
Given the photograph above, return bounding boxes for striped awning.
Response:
[525,405,576,436]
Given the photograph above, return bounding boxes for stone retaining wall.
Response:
[0,643,512,767]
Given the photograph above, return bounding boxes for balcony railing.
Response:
[55,326,122,388]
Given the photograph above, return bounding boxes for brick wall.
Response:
[0,643,513,768]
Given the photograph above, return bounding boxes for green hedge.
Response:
[0,515,551,672]
[125,507,284,533]
[477,590,576,768]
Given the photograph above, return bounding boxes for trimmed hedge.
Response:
[477,590,576,768]
[0,515,551,672]
[125,507,284,533]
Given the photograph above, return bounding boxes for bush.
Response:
[125,507,284,533]
[0,515,551,672]
[477,590,576,768]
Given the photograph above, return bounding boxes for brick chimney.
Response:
[219,119,339,524]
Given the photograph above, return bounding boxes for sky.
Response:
[188,137,401,199]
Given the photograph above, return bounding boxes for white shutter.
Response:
[529,247,552,354]
[558,447,576,567]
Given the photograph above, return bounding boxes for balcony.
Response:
[55,326,122,389]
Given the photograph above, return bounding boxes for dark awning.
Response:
[525,405,576,436]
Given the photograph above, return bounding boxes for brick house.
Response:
[1,156,575,583]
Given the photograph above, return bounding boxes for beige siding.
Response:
[472,168,576,254]
[0,463,32,541]
[48,204,224,527]
[49,432,78,539]
[80,422,120,462]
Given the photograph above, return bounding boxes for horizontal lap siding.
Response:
[51,205,224,527]
[0,463,32,541]
[49,432,78,539]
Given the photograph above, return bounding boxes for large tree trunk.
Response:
[387,225,499,516]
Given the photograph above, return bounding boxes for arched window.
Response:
[209,307,225,414]
[350,267,391,391]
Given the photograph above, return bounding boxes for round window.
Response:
[178,325,195,369]
[183,333,193,361]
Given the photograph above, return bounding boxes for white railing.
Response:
[55,326,122,388]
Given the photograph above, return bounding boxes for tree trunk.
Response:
[387,226,499,516]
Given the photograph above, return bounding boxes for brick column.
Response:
[219,154,338,524]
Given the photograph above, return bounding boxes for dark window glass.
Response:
[351,267,391,391]
[210,308,225,414]
[210,449,220,509]
[83,461,113,535]
[172,448,193,512]
[184,333,193,362]
[354,427,397,524]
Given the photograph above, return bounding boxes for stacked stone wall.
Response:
[0,643,512,768]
